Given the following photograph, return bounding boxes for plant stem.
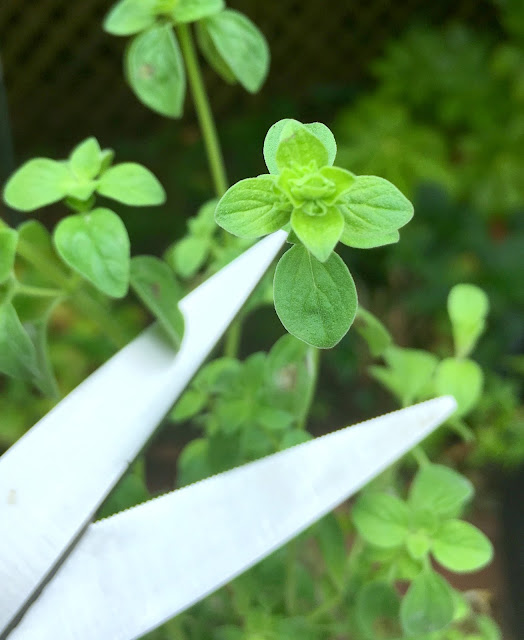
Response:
[15,284,63,298]
[412,445,430,468]
[223,317,242,358]
[297,347,320,430]
[176,22,228,198]
[285,538,299,615]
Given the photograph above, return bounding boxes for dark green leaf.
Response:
[215,175,292,237]
[3,159,71,211]
[97,162,165,206]
[103,0,157,36]
[199,9,269,93]
[273,245,357,349]
[432,520,493,572]
[130,256,184,349]
[315,514,347,589]
[356,581,401,639]
[0,228,18,284]
[54,208,130,298]
[352,492,410,548]
[177,438,212,487]
[409,464,474,519]
[170,388,208,422]
[125,24,186,118]
[400,569,454,635]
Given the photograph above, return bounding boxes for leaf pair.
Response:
[3,137,165,212]
[106,0,269,118]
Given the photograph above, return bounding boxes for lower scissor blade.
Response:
[10,397,456,640]
[0,231,287,636]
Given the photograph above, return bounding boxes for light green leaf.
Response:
[0,228,18,284]
[290,204,344,262]
[273,245,357,349]
[100,149,115,174]
[448,284,489,358]
[264,120,337,175]
[171,0,224,24]
[256,406,294,431]
[3,158,71,211]
[0,303,39,381]
[69,137,102,180]
[97,162,165,206]
[187,198,218,236]
[354,307,392,357]
[400,569,454,635]
[53,208,130,298]
[103,0,157,36]
[338,175,413,249]
[196,20,237,84]
[315,514,347,589]
[199,9,269,93]
[130,256,184,349]
[214,175,292,238]
[434,357,483,417]
[369,346,438,407]
[171,388,208,422]
[432,520,493,573]
[17,220,69,283]
[167,235,210,278]
[319,166,355,200]
[276,121,329,172]
[356,581,401,639]
[409,464,474,519]
[125,24,186,118]
[352,492,410,548]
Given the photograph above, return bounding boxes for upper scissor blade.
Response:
[10,397,456,640]
[0,230,287,635]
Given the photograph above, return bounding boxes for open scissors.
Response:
[0,230,456,639]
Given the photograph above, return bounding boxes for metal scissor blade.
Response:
[0,230,287,635]
[10,397,456,640]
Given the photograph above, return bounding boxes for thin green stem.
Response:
[297,347,320,430]
[412,445,430,468]
[223,317,242,358]
[15,284,63,298]
[176,22,228,198]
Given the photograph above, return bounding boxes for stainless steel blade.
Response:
[10,396,456,640]
[0,231,287,635]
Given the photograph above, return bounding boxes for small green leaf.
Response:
[171,0,224,24]
[54,208,130,298]
[290,204,344,262]
[409,464,474,519]
[97,162,165,206]
[69,137,102,180]
[177,438,212,487]
[352,492,410,548]
[448,284,489,358]
[432,520,493,573]
[400,569,454,635]
[315,514,347,589]
[0,228,18,284]
[273,245,358,349]
[103,0,157,36]
[319,166,355,199]
[99,149,115,174]
[356,581,401,639]
[264,120,337,175]
[125,24,186,118]
[130,255,184,349]
[17,220,69,283]
[354,307,392,357]
[3,158,71,211]
[0,303,39,381]
[196,20,237,84]
[434,357,483,417]
[215,176,292,238]
[369,346,438,407]
[167,235,210,278]
[338,176,414,249]
[199,9,269,93]
[171,389,208,422]
[276,121,329,172]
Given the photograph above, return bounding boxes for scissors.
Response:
[0,230,456,639]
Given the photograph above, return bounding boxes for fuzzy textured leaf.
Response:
[200,9,269,93]
[126,24,186,118]
[97,162,165,206]
[432,520,493,572]
[276,121,329,172]
[409,464,474,519]
[53,208,130,298]
[215,176,292,237]
[338,175,413,249]
[352,492,410,548]
[273,245,357,349]
[3,159,71,211]
[290,204,344,262]
[103,0,157,36]
[400,569,454,635]
[0,229,18,284]
[130,256,184,348]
